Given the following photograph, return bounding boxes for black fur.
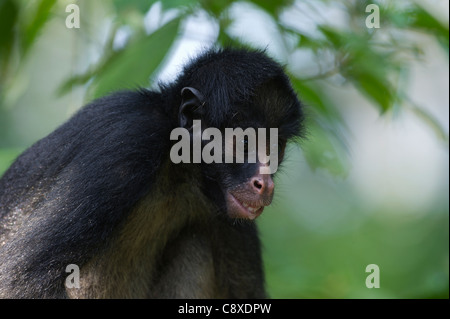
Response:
[0,47,304,298]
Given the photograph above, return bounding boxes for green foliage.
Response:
[260,203,449,298]
[22,0,58,53]
[2,0,447,173]
[89,17,181,99]
[113,0,155,14]
[0,0,19,86]
[200,0,233,17]
[388,5,449,53]
[0,148,22,175]
[0,0,448,299]
[249,0,294,16]
[0,0,18,62]
[290,78,349,176]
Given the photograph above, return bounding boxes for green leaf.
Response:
[22,0,57,53]
[113,0,155,14]
[318,25,344,48]
[90,17,181,99]
[355,72,395,113]
[410,104,449,143]
[161,0,198,10]
[0,0,19,74]
[410,6,449,53]
[113,0,197,12]
[0,0,18,49]
[290,76,349,176]
[200,0,234,17]
[290,77,343,121]
[217,30,241,47]
[57,71,95,96]
[318,26,399,112]
[0,148,22,176]
[409,6,448,33]
[388,5,449,54]
[300,117,350,177]
[280,25,327,50]
[248,0,294,17]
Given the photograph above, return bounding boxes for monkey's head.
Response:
[172,48,305,220]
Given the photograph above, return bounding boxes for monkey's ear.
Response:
[179,87,204,129]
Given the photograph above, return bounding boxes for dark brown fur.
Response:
[0,48,303,298]
[65,163,264,298]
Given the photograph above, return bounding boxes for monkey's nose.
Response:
[251,176,274,197]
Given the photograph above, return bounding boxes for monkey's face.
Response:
[223,136,288,220]
[199,129,287,221]
[178,78,302,221]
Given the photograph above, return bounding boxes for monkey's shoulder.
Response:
[69,89,169,139]
[0,90,169,212]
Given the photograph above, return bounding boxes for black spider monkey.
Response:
[0,47,304,298]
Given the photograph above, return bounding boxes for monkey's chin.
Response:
[226,192,264,220]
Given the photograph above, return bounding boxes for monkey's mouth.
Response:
[226,192,265,220]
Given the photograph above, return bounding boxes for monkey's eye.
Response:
[241,137,249,153]
[240,137,256,155]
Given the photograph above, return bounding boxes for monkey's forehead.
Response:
[177,48,290,104]
[223,92,303,137]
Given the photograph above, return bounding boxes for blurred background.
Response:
[0,0,448,298]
